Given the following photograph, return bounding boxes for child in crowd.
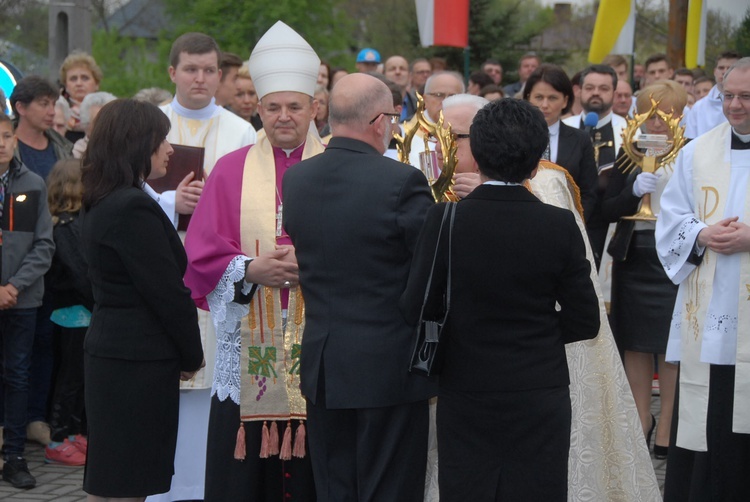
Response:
[43,158,92,466]
[0,113,55,488]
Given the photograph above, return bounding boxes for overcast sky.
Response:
[539,0,748,26]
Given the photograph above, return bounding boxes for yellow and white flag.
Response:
[588,0,636,64]
[685,0,707,68]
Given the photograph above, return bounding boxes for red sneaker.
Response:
[71,434,88,455]
[44,439,86,466]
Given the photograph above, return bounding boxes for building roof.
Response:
[101,0,168,39]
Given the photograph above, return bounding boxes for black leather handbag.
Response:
[409,202,456,376]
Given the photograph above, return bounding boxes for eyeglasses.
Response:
[368,112,401,125]
[426,132,470,144]
[426,92,457,100]
[721,92,750,104]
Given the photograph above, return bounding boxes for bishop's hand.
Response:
[245,247,299,288]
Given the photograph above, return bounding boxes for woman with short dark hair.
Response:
[80,99,204,501]
[523,64,599,223]
[401,99,600,500]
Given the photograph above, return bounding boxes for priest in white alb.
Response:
[656,57,750,501]
[146,32,256,502]
[183,21,323,501]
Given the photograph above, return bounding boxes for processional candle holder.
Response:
[618,97,686,221]
[394,92,459,202]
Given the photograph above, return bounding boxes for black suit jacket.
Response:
[81,187,203,370]
[400,185,600,392]
[556,122,599,222]
[282,137,437,409]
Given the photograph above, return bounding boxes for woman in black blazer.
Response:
[523,64,599,223]
[80,99,203,500]
[401,99,600,501]
[601,81,688,460]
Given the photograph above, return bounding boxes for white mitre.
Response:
[248,21,320,99]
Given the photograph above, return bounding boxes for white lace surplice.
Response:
[206,255,254,405]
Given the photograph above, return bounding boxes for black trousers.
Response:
[664,365,750,502]
[305,371,429,502]
[49,326,86,441]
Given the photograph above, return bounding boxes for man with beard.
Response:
[563,64,625,266]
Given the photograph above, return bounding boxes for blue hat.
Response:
[356,48,381,64]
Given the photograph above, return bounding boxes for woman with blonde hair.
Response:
[602,79,688,460]
[59,52,103,143]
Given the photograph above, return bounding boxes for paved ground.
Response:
[0,442,85,501]
[0,397,669,501]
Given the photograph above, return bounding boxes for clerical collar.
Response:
[731,129,750,150]
[548,120,560,137]
[170,97,219,120]
[580,111,613,129]
[279,143,305,158]
[733,129,750,143]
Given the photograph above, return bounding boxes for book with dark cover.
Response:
[146,144,204,231]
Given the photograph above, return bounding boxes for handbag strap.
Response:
[442,202,456,320]
[417,202,456,323]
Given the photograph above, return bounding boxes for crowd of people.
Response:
[0,17,748,502]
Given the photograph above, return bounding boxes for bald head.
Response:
[423,72,465,122]
[329,73,395,153]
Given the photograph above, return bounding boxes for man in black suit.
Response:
[282,73,436,501]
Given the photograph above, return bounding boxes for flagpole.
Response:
[463,47,470,84]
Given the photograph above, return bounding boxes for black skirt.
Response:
[83,353,180,497]
[610,229,678,353]
[437,385,570,501]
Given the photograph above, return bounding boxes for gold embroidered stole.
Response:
[238,131,325,422]
[164,108,221,176]
[532,160,585,219]
[680,122,750,450]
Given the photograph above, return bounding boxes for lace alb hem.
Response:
[207,255,250,405]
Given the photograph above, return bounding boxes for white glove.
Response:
[632,172,661,197]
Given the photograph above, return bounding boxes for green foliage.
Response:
[92,30,173,98]
[162,0,355,67]
[733,8,750,58]
[342,0,421,68]
[0,0,48,56]
[704,9,739,71]
[427,0,557,78]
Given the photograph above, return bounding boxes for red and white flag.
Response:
[415,0,470,48]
